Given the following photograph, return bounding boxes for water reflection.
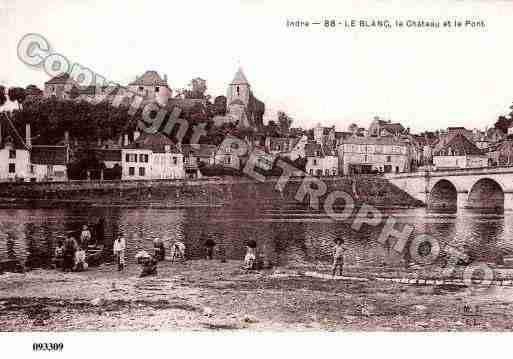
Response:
[0,205,512,269]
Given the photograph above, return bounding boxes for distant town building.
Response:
[338,136,411,175]
[44,73,77,99]
[29,145,70,181]
[226,68,265,129]
[313,123,335,146]
[433,133,488,169]
[305,142,338,177]
[368,117,406,137]
[0,115,30,181]
[181,144,217,179]
[121,133,184,180]
[128,70,172,106]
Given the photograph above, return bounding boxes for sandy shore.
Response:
[2,260,513,331]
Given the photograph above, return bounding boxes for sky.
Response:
[1,0,513,132]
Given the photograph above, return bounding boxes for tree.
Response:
[277,111,293,134]
[213,96,227,116]
[348,123,359,134]
[0,86,6,107]
[190,77,207,99]
[494,115,512,134]
[7,87,27,109]
[25,85,43,98]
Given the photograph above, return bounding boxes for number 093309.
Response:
[32,343,64,351]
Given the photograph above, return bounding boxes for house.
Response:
[286,135,309,161]
[433,134,488,169]
[0,114,30,181]
[29,145,70,182]
[487,140,513,167]
[264,137,292,155]
[313,123,335,146]
[181,144,217,178]
[128,70,172,106]
[368,117,406,137]
[305,142,338,177]
[43,73,77,99]
[338,136,411,175]
[121,133,184,180]
[214,138,243,170]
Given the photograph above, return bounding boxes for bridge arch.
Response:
[467,178,504,211]
[428,179,457,211]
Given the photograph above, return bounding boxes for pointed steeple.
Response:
[230,67,249,85]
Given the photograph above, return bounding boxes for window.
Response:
[155,86,159,93]
[313,159,317,165]
[9,150,15,159]
[386,156,391,162]
[126,154,130,162]
[309,169,313,175]
[139,167,145,176]
[236,85,240,96]
[139,154,149,163]
[8,164,15,173]
[332,169,337,176]
[138,86,144,92]
[173,157,177,165]
[325,169,330,176]
[129,167,135,176]
[30,165,34,174]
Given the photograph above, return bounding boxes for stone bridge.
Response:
[385,167,513,211]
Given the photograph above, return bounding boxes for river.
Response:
[1,202,513,269]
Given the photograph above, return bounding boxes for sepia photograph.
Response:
[1,0,513,356]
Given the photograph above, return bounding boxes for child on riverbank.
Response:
[113,237,126,271]
[74,246,88,272]
[332,238,348,277]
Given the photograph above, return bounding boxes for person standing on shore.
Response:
[94,218,105,247]
[63,236,77,272]
[244,240,257,270]
[332,238,348,277]
[205,238,216,260]
[113,236,126,271]
[80,225,92,250]
[74,245,88,272]
[153,237,165,261]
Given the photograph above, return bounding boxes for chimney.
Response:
[124,134,129,146]
[133,130,140,141]
[25,123,31,148]
[64,131,69,145]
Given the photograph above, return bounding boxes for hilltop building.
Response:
[226,68,265,130]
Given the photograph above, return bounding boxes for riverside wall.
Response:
[0,176,424,208]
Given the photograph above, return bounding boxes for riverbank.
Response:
[2,260,513,331]
[0,176,424,209]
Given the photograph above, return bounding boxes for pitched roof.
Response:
[128,71,168,86]
[340,136,408,146]
[30,145,68,165]
[124,133,180,153]
[381,123,405,134]
[45,73,76,85]
[433,133,483,156]
[93,148,122,162]
[0,113,29,150]
[181,144,217,157]
[230,67,249,85]
[305,141,336,157]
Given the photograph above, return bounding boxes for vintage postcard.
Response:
[1,0,513,356]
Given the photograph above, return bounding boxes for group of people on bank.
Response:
[53,224,96,272]
[53,225,348,276]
